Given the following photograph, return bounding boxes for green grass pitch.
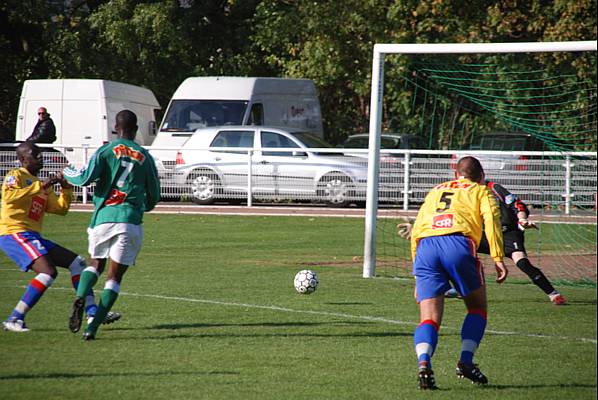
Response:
[0,212,596,399]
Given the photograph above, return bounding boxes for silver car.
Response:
[172,126,369,206]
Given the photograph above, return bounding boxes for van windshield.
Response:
[160,100,248,132]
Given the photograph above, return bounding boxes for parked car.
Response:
[172,126,371,206]
[340,133,426,199]
[455,131,547,172]
[341,133,424,152]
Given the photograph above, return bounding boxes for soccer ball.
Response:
[294,269,319,294]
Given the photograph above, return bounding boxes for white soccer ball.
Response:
[294,269,319,294]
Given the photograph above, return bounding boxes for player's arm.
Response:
[479,186,508,282]
[45,173,73,215]
[2,170,47,203]
[410,191,432,260]
[62,149,104,187]
[479,185,504,261]
[144,155,161,212]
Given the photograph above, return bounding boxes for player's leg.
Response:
[84,259,128,340]
[70,226,111,333]
[415,297,443,390]
[83,225,142,340]
[511,251,566,304]
[1,233,57,332]
[442,235,489,385]
[412,237,449,390]
[457,286,489,384]
[69,258,105,333]
[506,230,566,305]
[48,245,99,328]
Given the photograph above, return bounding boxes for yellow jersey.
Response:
[0,168,72,236]
[411,178,504,262]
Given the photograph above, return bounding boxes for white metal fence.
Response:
[0,144,595,212]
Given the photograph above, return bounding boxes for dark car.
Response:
[460,131,547,172]
[342,133,424,152]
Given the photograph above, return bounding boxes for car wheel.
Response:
[317,173,354,207]
[188,170,220,205]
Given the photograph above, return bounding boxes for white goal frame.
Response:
[362,40,598,278]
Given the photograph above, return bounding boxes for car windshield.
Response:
[472,136,528,151]
[292,132,333,148]
[160,100,248,132]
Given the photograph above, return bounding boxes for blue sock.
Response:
[8,273,54,321]
[460,309,487,364]
[414,319,439,369]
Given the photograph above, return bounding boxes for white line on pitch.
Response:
[9,284,592,344]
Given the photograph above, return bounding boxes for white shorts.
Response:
[87,223,143,266]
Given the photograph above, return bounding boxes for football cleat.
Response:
[69,297,85,333]
[87,311,122,326]
[456,361,488,385]
[418,365,438,390]
[444,287,461,298]
[2,319,30,332]
[550,294,567,305]
[82,331,96,341]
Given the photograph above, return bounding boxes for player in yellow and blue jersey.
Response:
[0,143,119,332]
[410,156,507,390]
[64,110,160,340]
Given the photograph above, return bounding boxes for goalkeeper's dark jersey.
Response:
[63,138,160,228]
[486,181,529,232]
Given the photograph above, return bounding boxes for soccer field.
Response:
[0,212,596,400]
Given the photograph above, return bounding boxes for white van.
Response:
[15,79,160,165]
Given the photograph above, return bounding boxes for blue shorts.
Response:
[0,232,56,271]
[413,234,484,302]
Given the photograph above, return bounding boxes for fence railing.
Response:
[0,144,595,212]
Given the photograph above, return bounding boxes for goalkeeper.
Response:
[399,181,566,305]
[477,181,566,305]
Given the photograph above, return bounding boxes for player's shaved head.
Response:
[16,141,39,161]
[456,156,484,182]
[115,110,138,139]
[16,141,43,174]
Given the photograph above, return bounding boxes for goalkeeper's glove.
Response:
[518,218,538,230]
[397,219,414,240]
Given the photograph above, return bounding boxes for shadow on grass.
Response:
[152,320,371,330]
[485,383,597,390]
[136,331,412,340]
[0,370,239,381]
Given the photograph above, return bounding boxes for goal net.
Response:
[363,41,597,286]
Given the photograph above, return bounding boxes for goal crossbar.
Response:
[363,40,598,278]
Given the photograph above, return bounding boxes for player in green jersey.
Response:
[63,110,160,340]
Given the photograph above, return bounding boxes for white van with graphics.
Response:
[150,76,324,173]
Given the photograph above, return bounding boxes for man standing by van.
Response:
[26,107,56,144]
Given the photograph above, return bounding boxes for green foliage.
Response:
[0,0,595,146]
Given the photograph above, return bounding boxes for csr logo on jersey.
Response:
[28,196,46,221]
[432,213,454,229]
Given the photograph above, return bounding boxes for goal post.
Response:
[363,40,598,278]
